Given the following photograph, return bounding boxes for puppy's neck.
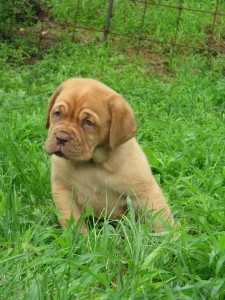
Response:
[91,146,111,164]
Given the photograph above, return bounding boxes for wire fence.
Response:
[2,0,224,63]
[35,0,225,60]
[1,1,225,138]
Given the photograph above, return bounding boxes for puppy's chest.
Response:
[70,167,106,194]
[69,166,128,217]
[69,165,119,203]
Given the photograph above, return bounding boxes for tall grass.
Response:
[0,0,225,298]
[1,42,224,298]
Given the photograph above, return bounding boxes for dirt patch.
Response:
[125,46,175,77]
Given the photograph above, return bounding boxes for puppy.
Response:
[45,78,175,232]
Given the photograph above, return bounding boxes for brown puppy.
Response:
[45,78,174,232]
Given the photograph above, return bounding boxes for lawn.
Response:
[0,1,225,299]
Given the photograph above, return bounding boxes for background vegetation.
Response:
[49,0,225,49]
[0,0,224,299]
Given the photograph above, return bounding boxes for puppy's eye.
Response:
[82,119,95,128]
[54,111,61,120]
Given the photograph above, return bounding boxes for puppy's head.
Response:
[45,78,136,162]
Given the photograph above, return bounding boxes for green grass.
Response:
[0,1,225,298]
[48,0,225,52]
[0,42,224,299]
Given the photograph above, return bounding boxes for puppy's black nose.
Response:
[56,132,70,145]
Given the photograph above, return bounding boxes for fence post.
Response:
[137,1,148,54]
[171,0,183,62]
[103,0,114,43]
[72,0,80,42]
[208,0,219,50]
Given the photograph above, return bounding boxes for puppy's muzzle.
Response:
[56,131,70,145]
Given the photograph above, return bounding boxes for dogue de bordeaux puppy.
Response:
[45,78,175,232]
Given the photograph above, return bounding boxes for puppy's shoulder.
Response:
[103,138,152,176]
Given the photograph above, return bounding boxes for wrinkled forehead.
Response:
[53,83,114,118]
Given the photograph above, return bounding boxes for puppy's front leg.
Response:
[51,180,86,232]
[139,181,175,232]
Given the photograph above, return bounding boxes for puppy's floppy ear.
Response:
[109,95,137,149]
[46,86,63,129]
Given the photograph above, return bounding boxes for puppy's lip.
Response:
[54,151,68,159]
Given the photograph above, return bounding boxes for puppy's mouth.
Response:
[54,150,68,159]
[45,130,94,161]
[46,139,89,161]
